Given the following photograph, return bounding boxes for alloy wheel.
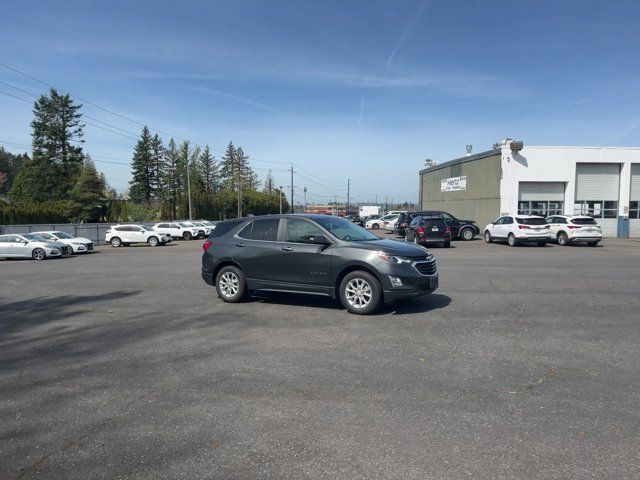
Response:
[219,271,240,298]
[344,278,372,309]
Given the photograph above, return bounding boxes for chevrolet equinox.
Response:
[201,214,439,314]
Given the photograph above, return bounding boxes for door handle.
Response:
[235,243,245,248]
[281,246,293,251]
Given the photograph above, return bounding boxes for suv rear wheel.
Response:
[507,233,517,247]
[460,228,475,241]
[216,266,246,303]
[557,231,569,246]
[372,224,379,230]
[110,237,122,247]
[183,231,193,240]
[339,271,381,315]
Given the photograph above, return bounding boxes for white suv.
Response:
[545,215,602,246]
[106,225,171,247]
[153,222,198,240]
[366,214,399,230]
[484,215,551,247]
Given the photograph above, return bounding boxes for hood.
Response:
[73,237,92,243]
[344,238,430,257]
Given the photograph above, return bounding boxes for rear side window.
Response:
[572,217,597,225]
[251,219,279,241]
[517,217,546,225]
[211,220,244,238]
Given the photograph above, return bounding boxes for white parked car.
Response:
[105,225,171,247]
[152,222,198,240]
[545,215,602,246]
[366,213,399,230]
[189,221,212,237]
[382,215,401,233]
[32,230,93,253]
[0,233,65,260]
[484,215,551,247]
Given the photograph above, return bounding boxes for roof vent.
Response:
[466,145,472,156]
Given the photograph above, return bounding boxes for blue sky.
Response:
[1,0,639,204]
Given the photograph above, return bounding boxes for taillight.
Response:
[445,226,451,233]
[518,225,530,230]
[106,230,112,234]
[567,225,581,229]
[203,241,212,251]
[417,226,424,235]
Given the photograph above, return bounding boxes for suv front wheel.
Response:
[339,271,381,315]
[216,265,246,303]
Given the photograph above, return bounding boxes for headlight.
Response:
[376,252,412,264]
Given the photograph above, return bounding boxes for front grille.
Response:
[86,243,94,250]
[414,259,437,276]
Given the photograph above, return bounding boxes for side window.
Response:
[114,226,125,231]
[237,222,253,239]
[441,213,455,222]
[494,217,504,225]
[546,217,555,224]
[284,218,324,243]
[251,219,279,241]
[504,217,514,224]
[158,223,168,228]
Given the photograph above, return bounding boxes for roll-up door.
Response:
[574,164,620,236]
[630,164,640,238]
[517,182,565,216]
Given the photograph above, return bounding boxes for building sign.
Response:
[441,176,467,192]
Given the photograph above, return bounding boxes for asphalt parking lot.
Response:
[1,237,639,479]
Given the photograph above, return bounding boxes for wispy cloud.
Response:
[185,84,276,112]
[609,117,640,140]
[358,96,365,126]
[386,0,429,71]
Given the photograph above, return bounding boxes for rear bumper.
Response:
[568,236,602,243]
[516,235,551,242]
[202,271,214,286]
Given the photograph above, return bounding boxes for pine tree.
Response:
[236,147,260,191]
[262,169,275,194]
[219,142,237,191]
[129,126,153,204]
[25,88,85,200]
[199,145,219,194]
[163,138,179,219]
[70,156,106,221]
[149,134,166,202]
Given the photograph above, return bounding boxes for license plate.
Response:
[431,227,439,232]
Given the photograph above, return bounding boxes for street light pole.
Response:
[304,186,307,213]
[347,178,350,216]
[279,186,283,214]
[186,157,193,220]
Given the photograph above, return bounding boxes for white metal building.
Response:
[419,141,640,238]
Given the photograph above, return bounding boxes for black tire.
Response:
[587,241,600,247]
[443,241,451,248]
[32,248,46,260]
[484,231,493,243]
[339,271,382,315]
[183,231,193,240]
[372,224,380,230]
[557,231,569,246]
[123,243,130,247]
[148,236,159,247]
[507,233,517,247]
[215,265,246,303]
[460,228,475,241]
[110,237,122,247]
[537,241,547,247]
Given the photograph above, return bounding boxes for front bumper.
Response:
[377,258,439,303]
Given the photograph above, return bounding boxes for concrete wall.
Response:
[419,153,501,228]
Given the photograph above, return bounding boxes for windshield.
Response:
[23,234,47,241]
[179,223,191,227]
[140,226,153,231]
[192,222,204,226]
[516,217,547,225]
[313,216,379,241]
[53,231,74,239]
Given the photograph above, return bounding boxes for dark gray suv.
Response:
[201,214,439,314]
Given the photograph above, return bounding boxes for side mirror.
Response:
[309,234,331,245]
[23,241,29,245]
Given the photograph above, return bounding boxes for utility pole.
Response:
[304,187,307,213]
[279,186,283,214]
[347,178,350,216]
[385,196,388,213]
[186,157,193,220]
[290,163,294,214]
[237,157,242,218]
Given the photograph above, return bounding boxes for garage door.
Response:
[518,182,565,216]
[574,164,620,236]
[630,164,640,238]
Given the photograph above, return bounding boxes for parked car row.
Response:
[106,220,218,247]
[0,231,94,260]
[484,214,602,247]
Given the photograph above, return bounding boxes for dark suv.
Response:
[201,214,439,314]
[395,211,479,240]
